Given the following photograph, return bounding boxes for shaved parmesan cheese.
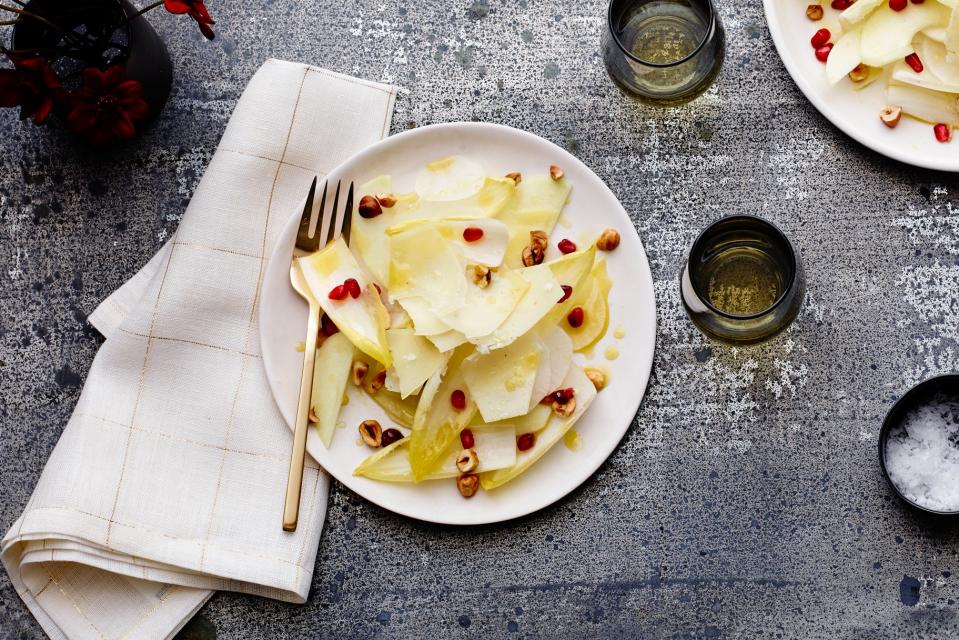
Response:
[442,267,529,339]
[426,329,469,353]
[462,333,544,422]
[400,177,517,222]
[474,263,563,352]
[891,60,959,93]
[415,155,486,201]
[539,326,573,396]
[387,217,510,267]
[921,34,959,85]
[887,83,959,126]
[388,225,466,316]
[399,297,451,336]
[386,328,448,398]
[839,0,883,29]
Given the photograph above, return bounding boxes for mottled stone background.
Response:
[2,0,959,638]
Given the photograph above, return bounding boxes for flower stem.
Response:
[0,5,86,47]
[123,0,164,23]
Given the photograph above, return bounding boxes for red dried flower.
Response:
[164,0,216,40]
[0,54,63,125]
[67,66,149,145]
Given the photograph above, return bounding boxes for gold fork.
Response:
[283,176,354,532]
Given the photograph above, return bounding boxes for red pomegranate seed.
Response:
[911,0,924,3]
[810,28,831,48]
[381,428,404,447]
[554,387,575,402]
[904,53,923,73]
[516,432,536,452]
[460,429,475,449]
[462,227,484,242]
[328,284,348,300]
[344,278,361,298]
[557,239,577,254]
[889,0,907,10]
[934,123,952,143]
[321,313,338,336]
[558,285,573,303]
[567,306,584,328]
[815,44,833,63]
[830,0,852,9]
[450,389,467,410]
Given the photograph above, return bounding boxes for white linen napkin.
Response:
[2,58,396,640]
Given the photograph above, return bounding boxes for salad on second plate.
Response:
[293,156,622,498]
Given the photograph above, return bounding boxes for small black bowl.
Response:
[879,374,959,517]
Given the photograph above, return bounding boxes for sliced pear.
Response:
[388,225,466,316]
[563,259,613,352]
[386,328,448,398]
[480,364,597,491]
[498,175,572,269]
[462,332,544,422]
[838,0,883,29]
[826,27,863,85]
[310,332,354,447]
[298,237,391,367]
[409,346,477,479]
[860,1,949,67]
[426,329,469,353]
[415,156,486,202]
[442,266,529,339]
[479,403,553,434]
[354,425,517,482]
[473,264,564,352]
[387,217,510,267]
[887,83,959,126]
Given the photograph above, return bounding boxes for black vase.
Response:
[11,0,173,124]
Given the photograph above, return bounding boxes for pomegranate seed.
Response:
[830,0,852,9]
[553,387,575,403]
[381,428,404,447]
[904,53,923,73]
[516,432,536,452]
[328,284,348,300]
[450,389,467,410]
[567,306,584,328]
[462,226,484,242]
[934,123,952,143]
[810,28,831,48]
[321,313,338,336]
[814,44,833,63]
[557,238,577,254]
[344,278,361,298]
[889,0,907,10]
[558,285,573,303]
[460,429,475,449]
[911,0,924,3]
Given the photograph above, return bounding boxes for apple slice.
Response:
[310,332,353,447]
[388,224,466,316]
[498,174,572,269]
[462,332,544,422]
[409,346,477,479]
[860,1,949,67]
[386,328,449,398]
[480,364,597,491]
[414,155,486,202]
[298,236,391,367]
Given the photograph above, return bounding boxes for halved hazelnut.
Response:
[376,193,397,208]
[456,473,480,498]
[505,172,522,185]
[351,361,369,386]
[359,420,382,447]
[806,4,823,20]
[880,106,902,129]
[364,369,387,394]
[596,228,620,252]
[522,230,549,266]
[549,165,564,181]
[468,263,492,288]
[456,448,479,473]
[848,64,869,83]
[309,407,319,423]
[551,395,576,417]
[358,195,383,219]
[584,367,607,391]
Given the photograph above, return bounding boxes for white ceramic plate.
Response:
[259,122,656,525]
[764,0,959,172]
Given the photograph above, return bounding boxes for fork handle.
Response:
[283,302,320,531]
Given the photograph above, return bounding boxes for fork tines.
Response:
[295,178,355,255]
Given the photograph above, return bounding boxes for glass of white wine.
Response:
[680,216,805,344]
[602,0,724,106]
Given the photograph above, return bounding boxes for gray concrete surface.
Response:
[2,1,959,638]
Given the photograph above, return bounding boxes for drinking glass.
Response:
[680,216,805,344]
[602,0,724,106]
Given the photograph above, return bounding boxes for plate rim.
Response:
[258,121,657,525]
[762,0,959,173]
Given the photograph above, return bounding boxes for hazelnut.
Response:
[456,473,480,498]
[358,195,383,219]
[456,448,479,473]
[522,230,549,266]
[351,361,369,386]
[359,420,382,447]
[848,64,869,83]
[879,106,902,129]
[584,367,607,391]
[505,172,522,185]
[596,228,620,252]
[468,263,492,288]
[551,395,576,417]
[549,165,564,181]
[376,193,397,208]
[309,407,319,423]
[806,4,823,20]
[364,369,387,394]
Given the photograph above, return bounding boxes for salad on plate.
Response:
[292,156,622,499]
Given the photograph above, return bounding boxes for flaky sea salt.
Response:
[885,394,959,512]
